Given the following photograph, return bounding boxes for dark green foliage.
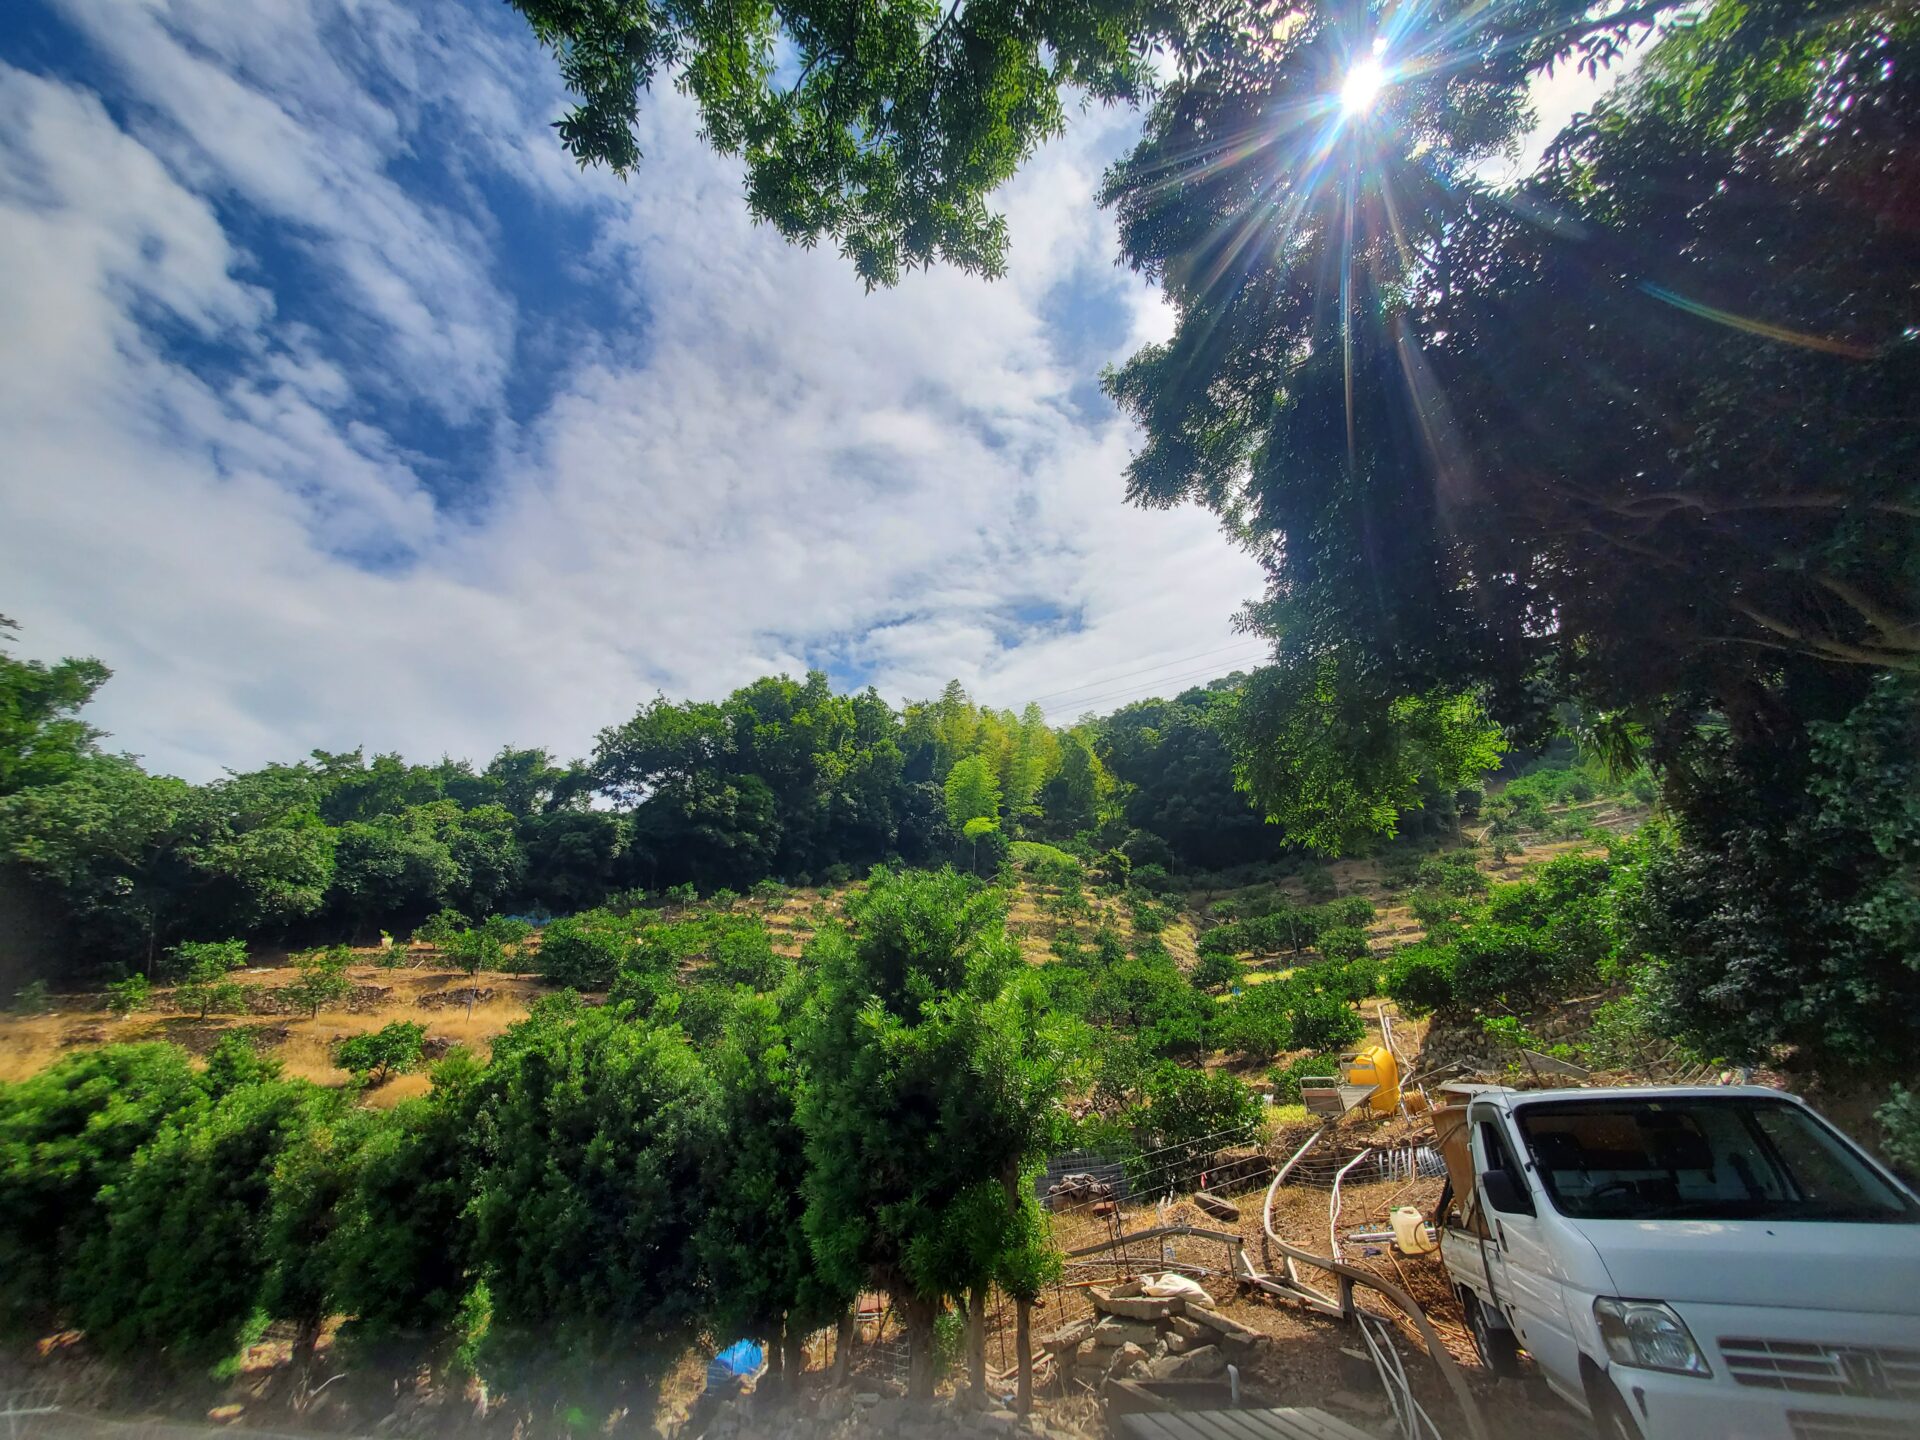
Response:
[1097,692,1276,872]
[284,946,354,1018]
[166,938,249,982]
[0,1044,207,1329]
[79,1077,332,1368]
[1085,945,1213,1058]
[1630,675,1920,1071]
[1189,950,1243,994]
[536,911,634,989]
[700,992,846,1348]
[466,1003,719,1362]
[797,868,1065,1393]
[1288,992,1365,1054]
[1215,982,1295,1060]
[1879,1089,1920,1179]
[1315,926,1372,964]
[326,1075,477,1342]
[335,1022,428,1084]
[1122,1063,1258,1188]
[204,1032,284,1097]
[507,0,1172,287]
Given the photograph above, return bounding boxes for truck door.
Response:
[1469,1105,1586,1405]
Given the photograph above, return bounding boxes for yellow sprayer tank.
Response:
[1345,1044,1401,1114]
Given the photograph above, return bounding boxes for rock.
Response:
[1164,1332,1193,1355]
[1090,1319,1160,1348]
[1150,1345,1226,1380]
[1166,1315,1206,1342]
[853,1392,881,1408]
[1091,1294,1182,1321]
[1039,1319,1095,1353]
[206,1406,244,1425]
[979,1410,1019,1432]
[1110,1278,1145,1299]
[1183,1307,1261,1343]
[1111,1342,1149,1373]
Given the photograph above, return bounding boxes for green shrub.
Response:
[1216,982,1295,1059]
[335,1021,428,1084]
[12,980,51,1014]
[164,939,249,982]
[1304,959,1378,1004]
[538,912,633,990]
[1011,840,1081,873]
[1382,944,1456,1016]
[1878,1088,1920,1177]
[1316,897,1376,929]
[1190,951,1244,993]
[1316,925,1372,963]
[1300,867,1337,901]
[106,974,151,1017]
[412,910,468,946]
[1289,992,1363,1052]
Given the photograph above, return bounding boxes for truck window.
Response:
[1513,1097,1918,1223]
[1475,1116,1534,1215]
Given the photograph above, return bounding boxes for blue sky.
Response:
[0,0,1621,781]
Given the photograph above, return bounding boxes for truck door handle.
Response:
[1495,1221,1507,1251]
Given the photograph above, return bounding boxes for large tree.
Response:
[796,868,1066,1397]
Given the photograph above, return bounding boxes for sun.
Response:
[1340,57,1387,116]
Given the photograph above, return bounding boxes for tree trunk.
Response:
[833,1307,855,1384]
[784,1322,807,1389]
[1014,1296,1033,1415]
[967,1285,987,1397]
[904,1294,938,1400]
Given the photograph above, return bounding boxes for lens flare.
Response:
[1341,58,1386,115]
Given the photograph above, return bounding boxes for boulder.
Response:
[1166,1314,1206,1342]
[1149,1345,1226,1381]
[1090,1318,1160,1349]
[1183,1306,1261,1343]
[1038,1319,1095,1353]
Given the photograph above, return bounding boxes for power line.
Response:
[1020,639,1271,707]
[1040,655,1269,719]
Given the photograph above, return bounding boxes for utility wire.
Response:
[1040,655,1269,719]
[1020,639,1271,706]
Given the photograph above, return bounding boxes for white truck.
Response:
[1432,1084,1920,1440]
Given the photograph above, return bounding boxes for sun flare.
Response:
[1340,57,1387,115]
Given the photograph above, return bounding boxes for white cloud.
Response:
[0,3,1263,782]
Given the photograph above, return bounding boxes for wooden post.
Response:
[967,1286,987,1395]
[784,1323,806,1390]
[1014,1296,1033,1416]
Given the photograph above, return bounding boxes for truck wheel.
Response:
[1462,1292,1523,1378]
[1591,1382,1645,1440]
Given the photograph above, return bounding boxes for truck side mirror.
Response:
[1480,1168,1534,1216]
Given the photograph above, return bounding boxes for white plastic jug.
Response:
[1391,1205,1439,1255]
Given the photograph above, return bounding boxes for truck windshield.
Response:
[1513,1097,1919,1223]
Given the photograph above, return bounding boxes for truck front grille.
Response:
[1788,1412,1916,1440]
[1721,1337,1920,1404]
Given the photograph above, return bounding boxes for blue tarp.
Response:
[705,1340,765,1392]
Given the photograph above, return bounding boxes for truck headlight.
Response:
[1593,1298,1712,1377]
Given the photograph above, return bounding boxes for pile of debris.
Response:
[1043,1173,1114,1213]
[1039,1278,1270,1390]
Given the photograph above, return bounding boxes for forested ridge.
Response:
[0,632,1491,982]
